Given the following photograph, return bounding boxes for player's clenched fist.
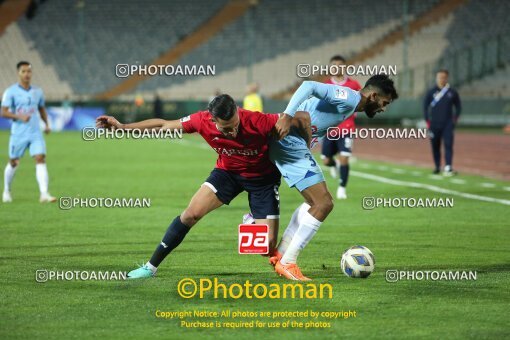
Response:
[274,113,293,140]
[17,114,31,123]
[96,115,123,130]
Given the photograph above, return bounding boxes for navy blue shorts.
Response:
[321,136,353,158]
[203,168,280,220]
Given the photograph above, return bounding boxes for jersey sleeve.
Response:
[333,87,361,118]
[255,112,279,136]
[1,88,13,109]
[284,81,333,116]
[180,111,203,133]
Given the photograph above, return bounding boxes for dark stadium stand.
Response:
[442,0,510,53]
[0,0,507,100]
[137,0,440,92]
[16,0,228,94]
[12,0,439,96]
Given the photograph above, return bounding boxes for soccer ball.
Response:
[341,245,375,278]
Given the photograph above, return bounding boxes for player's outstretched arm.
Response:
[161,119,184,131]
[95,116,183,132]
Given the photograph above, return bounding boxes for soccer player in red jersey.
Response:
[95,94,311,278]
[321,55,362,199]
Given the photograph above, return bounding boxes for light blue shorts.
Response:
[270,134,324,192]
[8,134,46,159]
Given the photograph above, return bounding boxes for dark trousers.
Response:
[429,122,454,170]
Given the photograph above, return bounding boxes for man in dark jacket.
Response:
[424,69,461,176]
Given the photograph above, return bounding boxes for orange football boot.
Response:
[275,261,311,281]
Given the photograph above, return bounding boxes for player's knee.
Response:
[34,155,46,164]
[322,157,334,166]
[339,156,349,165]
[9,159,19,167]
[180,208,205,227]
[317,196,334,216]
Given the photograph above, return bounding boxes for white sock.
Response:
[145,261,157,273]
[277,203,310,254]
[280,211,321,265]
[36,163,49,195]
[4,163,17,193]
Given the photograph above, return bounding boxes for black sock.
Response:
[340,164,349,187]
[149,216,190,268]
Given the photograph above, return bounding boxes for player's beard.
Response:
[365,104,378,118]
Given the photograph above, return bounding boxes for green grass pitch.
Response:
[0,131,508,339]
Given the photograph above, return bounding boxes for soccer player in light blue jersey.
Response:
[268,75,398,280]
[1,61,56,203]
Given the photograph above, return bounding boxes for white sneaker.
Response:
[443,165,456,177]
[242,212,255,224]
[336,186,347,200]
[40,193,57,203]
[2,191,12,203]
[329,166,338,178]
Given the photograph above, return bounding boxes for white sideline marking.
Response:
[481,182,496,188]
[178,140,510,206]
[504,187,510,192]
[411,171,422,176]
[377,165,388,171]
[428,175,444,180]
[450,178,466,184]
[391,168,406,174]
[351,171,510,206]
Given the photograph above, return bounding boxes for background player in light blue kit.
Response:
[269,75,398,280]
[1,61,56,203]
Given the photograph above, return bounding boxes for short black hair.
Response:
[208,94,237,120]
[437,69,449,75]
[364,74,398,100]
[17,61,31,70]
[330,55,346,63]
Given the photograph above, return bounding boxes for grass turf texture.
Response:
[0,131,508,339]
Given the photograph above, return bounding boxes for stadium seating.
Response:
[0,23,73,99]
[138,0,440,96]
[354,15,455,97]
[437,0,510,97]
[330,0,510,98]
[459,63,510,98]
[1,0,507,100]
[138,19,403,100]
[12,0,228,97]
[442,0,510,54]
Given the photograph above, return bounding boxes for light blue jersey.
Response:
[2,83,45,136]
[1,83,46,158]
[270,81,362,191]
[285,81,361,142]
